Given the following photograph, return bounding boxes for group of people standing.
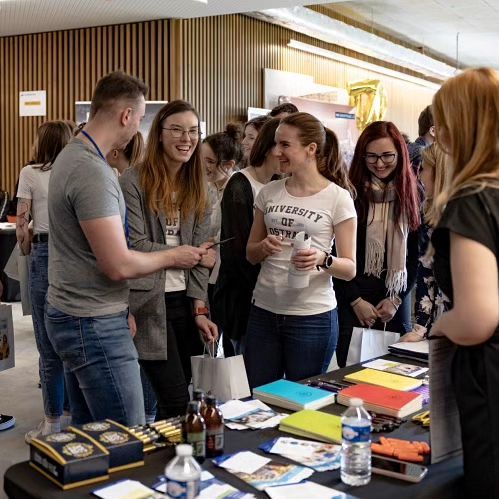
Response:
[13,67,498,497]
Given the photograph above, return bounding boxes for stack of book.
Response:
[344,368,423,391]
[278,410,342,443]
[388,340,429,363]
[253,379,335,411]
[336,384,423,418]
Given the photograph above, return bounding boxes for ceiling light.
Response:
[249,7,456,81]
[287,39,441,91]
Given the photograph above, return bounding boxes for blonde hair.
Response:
[422,143,452,226]
[432,68,499,219]
[140,101,207,219]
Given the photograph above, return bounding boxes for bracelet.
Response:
[350,298,362,307]
[389,296,402,310]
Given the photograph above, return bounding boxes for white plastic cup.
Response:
[288,231,311,288]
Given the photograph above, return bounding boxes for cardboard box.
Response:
[75,420,144,472]
[30,428,109,490]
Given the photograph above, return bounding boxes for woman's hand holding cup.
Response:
[291,248,322,271]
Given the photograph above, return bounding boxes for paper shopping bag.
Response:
[0,304,15,372]
[346,327,400,366]
[191,352,251,402]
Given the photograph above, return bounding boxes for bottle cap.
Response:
[187,401,200,413]
[176,444,193,457]
[206,395,217,405]
[193,389,205,401]
[350,398,364,407]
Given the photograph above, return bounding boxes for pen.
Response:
[209,236,236,247]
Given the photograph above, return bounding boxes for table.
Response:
[0,227,20,302]
[3,356,464,498]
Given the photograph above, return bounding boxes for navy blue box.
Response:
[30,427,109,490]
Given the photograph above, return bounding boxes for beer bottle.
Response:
[193,389,207,417]
[183,401,206,463]
[204,395,224,457]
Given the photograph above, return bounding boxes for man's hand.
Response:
[128,312,137,338]
[171,245,207,269]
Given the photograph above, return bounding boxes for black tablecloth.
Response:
[0,228,20,302]
[3,356,464,498]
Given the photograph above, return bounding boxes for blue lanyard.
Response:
[81,130,130,247]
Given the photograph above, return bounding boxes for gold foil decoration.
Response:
[348,79,387,131]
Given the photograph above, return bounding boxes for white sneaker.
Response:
[60,414,72,430]
[25,419,61,444]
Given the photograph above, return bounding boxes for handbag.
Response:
[0,303,15,371]
[346,327,400,366]
[191,343,251,402]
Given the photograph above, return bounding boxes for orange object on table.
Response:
[372,437,430,463]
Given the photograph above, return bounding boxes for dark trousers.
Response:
[453,335,499,497]
[139,291,203,419]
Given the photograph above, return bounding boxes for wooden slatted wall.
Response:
[180,14,435,137]
[0,20,170,194]
[1,13,436,194]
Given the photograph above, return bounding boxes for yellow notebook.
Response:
[278,410,342,444]
[344,368,422,391]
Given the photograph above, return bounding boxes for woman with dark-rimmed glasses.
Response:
[335,121,421,367]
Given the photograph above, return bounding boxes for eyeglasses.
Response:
[365,153,397,165]
[162,127,199,139]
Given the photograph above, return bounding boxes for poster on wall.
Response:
[75,101,168,143]
[19,91,46,117]
[247,107,270,120]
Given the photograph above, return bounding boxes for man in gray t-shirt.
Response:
[45,71,208,427]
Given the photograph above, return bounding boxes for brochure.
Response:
[213,451,314,490]
[362,358,428,378]
[259,437,341,472]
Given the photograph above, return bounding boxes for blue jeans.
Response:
[29,242,69,418]
[244,305,339,389]
[45,304,145,426]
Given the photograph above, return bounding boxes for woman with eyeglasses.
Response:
[120,100,218,418]
[334,121,420,367]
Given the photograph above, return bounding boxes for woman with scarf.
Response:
[335,121,420,367]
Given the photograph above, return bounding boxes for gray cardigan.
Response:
[119,167,211,360]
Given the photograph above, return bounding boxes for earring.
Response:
[113,150,119,158]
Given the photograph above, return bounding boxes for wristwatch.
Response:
[317,252,335,271]
[193,306,209,317]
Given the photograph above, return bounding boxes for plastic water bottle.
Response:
[341,397,372,486]
[165,444,201,498]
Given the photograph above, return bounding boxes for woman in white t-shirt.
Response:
[245,112,357,388]
[16,120,72,441]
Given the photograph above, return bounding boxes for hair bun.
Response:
[225,122,242,141]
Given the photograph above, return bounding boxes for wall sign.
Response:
[19,90,47,117]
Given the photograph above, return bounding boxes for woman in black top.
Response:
[335,121,420,367]
[430,68,499,497]
[212,118,281,355]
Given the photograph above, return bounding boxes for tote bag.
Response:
[191,344,251,402]
[346,327,400,366]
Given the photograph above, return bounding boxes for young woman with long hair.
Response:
[401,143,451,342]
[335,121,420,367]
[212,117,282,356]
[201,124,243,354]
[16,120,73,441]
[245,112,357,388]
[120,100,218,418]
[430,68,499,496]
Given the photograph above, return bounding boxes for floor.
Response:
[0,302,43,499]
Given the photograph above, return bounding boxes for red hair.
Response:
[349,121,420,231]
